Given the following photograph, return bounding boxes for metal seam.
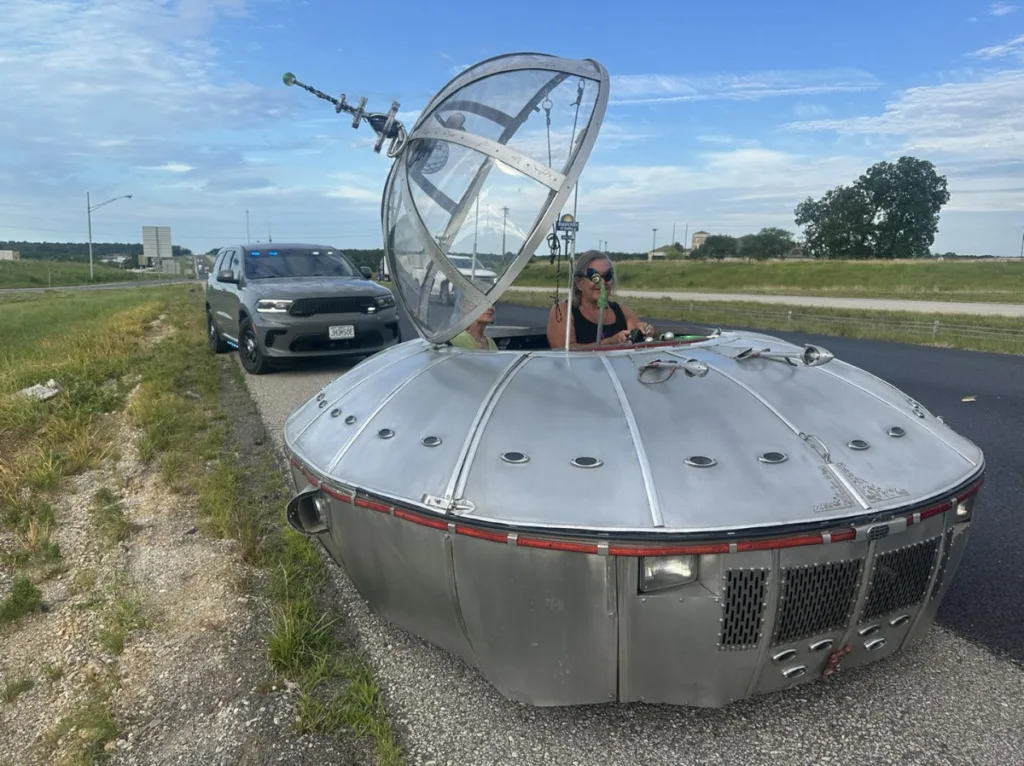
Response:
[325,352,460,472]
[442,353,532,503]
[452,355,536,502]
[818,365,976,464]
[289,342,428,440]
[601,356,664,528]
[692,356,872,511]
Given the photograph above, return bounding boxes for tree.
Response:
[692,235,738,260]
[793,156,949,259]
[738,228,795,260]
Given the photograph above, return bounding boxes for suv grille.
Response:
[289,297,376,316]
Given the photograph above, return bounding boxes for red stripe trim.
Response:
[608,542,730,556]
[517,537,600,554]
[355,497,391,514]
[919,502,950,521]
[830,529,857,543]
[394,508,448,529]
[736,533,822,552]
[321,484,351,504]
[455,525,509,543]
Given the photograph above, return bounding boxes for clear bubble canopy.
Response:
[382,53,609,344]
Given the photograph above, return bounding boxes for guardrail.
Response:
[665,301,1024,354]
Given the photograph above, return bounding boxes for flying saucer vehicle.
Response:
[282,53,985,708]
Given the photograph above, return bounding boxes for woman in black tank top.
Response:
[546,251,654,349]
[570,301,628,344]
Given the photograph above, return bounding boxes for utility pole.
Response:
[501,206,509,255]
[246,210,251,242]
[672,223,676,245]
[87,191,132,280]
[652,228,658,254]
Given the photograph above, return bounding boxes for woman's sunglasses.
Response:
[583,266,614,283]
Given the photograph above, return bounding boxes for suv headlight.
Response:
[375,295,395,309]
[639,555,697,592]
[256,299,293,313]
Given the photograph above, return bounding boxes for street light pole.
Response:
[87,192,133,280]
[652,228,657,254]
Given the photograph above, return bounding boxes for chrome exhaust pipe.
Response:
[286,486,330,536]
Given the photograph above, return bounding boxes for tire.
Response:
[207,309,230,354]
[238,316,271,375]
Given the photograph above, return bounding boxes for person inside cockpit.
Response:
[450,296,497,350]
[546,251,653,349]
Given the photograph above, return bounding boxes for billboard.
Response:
[142,226,172,267]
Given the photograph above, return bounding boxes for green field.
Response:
[0,259,170,290]
[513,258,1024,304]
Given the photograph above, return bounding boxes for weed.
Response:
[90,487,130,546]
[2,676,34,703]
[0,574,43,627]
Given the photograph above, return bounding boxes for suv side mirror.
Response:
[359,266,372,280]
[216,270,237,284]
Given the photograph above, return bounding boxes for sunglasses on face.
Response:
[584,267,614,283]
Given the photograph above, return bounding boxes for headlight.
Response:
[375,294,395,309]
[955,492,978,521]
[256,299,293,313]
[640,555,697,592]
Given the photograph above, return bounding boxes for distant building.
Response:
[0,249,20,261]
[691,231,709,250]
[647,246,673,261]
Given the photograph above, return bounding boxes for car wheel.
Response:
[238,317,271,374]
[208,310,230,354]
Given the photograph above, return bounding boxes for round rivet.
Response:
[848,439,870,450]
[888,426,906,438]
[571,456,603,469]
[377,428,395,439]
[758,451,788,464]
[344,415,357,425]
[421,436,442,447]
[501,451,529,464]
[330,408,341,417]
[685,455,717,468]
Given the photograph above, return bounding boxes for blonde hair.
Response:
[570,251,616,307]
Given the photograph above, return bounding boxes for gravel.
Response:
[243,336,1024,766]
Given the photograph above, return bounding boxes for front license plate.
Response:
[328,325,355,340]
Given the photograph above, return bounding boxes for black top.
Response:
[571,301,628,344]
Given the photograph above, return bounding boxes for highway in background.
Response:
[240,302,1024,766]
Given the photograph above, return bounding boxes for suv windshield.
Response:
[244,247,357,279]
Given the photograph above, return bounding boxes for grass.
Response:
[0,259,171,290]
[1,283,401,763]
[512,257,1024,304]
[500,291,1024,356]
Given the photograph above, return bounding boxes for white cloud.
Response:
[151,163,195,173]
[989,2,1018,16]
[971,33,1024,60]
[608,69,881,105]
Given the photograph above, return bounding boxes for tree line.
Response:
[0,240,193,268]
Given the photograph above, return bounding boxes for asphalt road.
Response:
[243,302,1024,766]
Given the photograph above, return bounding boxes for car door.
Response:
[209,248,231,336]
[223,248,243,340]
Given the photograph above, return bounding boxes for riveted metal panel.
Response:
[324,497,476,667]
[905,522,971,646]
[620,552,771,707]
[450,536,616,705]
[334,351,516,504]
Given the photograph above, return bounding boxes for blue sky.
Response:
[1,0,1022,256]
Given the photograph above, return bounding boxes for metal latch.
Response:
[421,495,476,514]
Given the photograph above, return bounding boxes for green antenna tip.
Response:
[282,72,296,86]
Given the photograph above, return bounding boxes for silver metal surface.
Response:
[281,50,986,710]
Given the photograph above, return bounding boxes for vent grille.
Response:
[772,559,863,645]
[289,296,376,316]
[720,569,768,650]
[861,537,940,621]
